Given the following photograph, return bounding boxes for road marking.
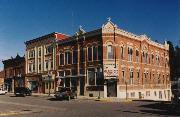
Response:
[0,101,66,111]
[0,110,43,116]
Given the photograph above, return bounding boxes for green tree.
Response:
[174,46,180,78]
[167,41,175,80]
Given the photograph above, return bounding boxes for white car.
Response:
[0,89,7,95]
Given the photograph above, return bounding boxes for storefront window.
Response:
[88,68,95,85]
[96,68,103,85]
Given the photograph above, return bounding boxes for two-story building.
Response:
[2,54,25,92]
[55,19,170,101]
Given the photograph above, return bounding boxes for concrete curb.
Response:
[77,96,132,102]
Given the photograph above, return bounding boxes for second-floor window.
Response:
[152,54,154,64]
[145,53,148,63]
[121,46,124,59]
[80,47,85,62]
[46,45,53,54]
[136,50,139,62]
[128,47,133,61]
[156,55,160,66]
[38,48,41,57]
[65,51,72,64]
[73,50,77,64]
[88,47,92,61]
[93,46,97,61]
[60,53,64,65]
[107,45,113,59]
[98,46,102,60]
[29,50,35,58]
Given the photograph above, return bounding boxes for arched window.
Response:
[136,50,139,62]
[121,46,124,59]
[107,45,113,59]
[128,47,133,61]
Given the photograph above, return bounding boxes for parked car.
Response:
[14,87,32,96]
[0,89,7,95]
[54,87,77,100]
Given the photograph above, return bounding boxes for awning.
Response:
[56,74,85,79]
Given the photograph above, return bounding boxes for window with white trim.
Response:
[80,47,85,62]
[88,47,93,61]
[73,50,77,64]
[59,53,64,65]
[128,47,133,62]
[130,68,133,84]
[93,46,97,61]
[46,45,53,54]
[65,51,72,64]
[28,50,35,59]
[136,50,139,62]
[121,46,124,59]
[98,46,102,60]
[107,45,113,59]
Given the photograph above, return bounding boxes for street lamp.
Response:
[48,74,51,96]
[125,80,128,100]
[47,58,51,97]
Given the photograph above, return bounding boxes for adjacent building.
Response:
[0,70,5,89]
[56,27,104,97]
[55,20,171,101]
[25,32,68,93]
[2,54,25,92]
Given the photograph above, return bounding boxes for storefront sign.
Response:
[104,63,119,77]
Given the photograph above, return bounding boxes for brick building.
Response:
[56,27,104,96]
[56,20,170,101]
[25,32,68,93]
[0,70,5,89]
[2,54,25,92]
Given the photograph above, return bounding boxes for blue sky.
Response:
[0,0,180,70]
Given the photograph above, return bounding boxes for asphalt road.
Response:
[0,94,179,117]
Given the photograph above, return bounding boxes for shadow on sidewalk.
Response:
[139,102,180,116]
[47,97,71,101]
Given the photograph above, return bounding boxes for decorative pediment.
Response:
[102,17,117,33]
[140,34,148,40]
[75,25,86,36]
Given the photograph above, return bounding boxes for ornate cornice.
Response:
[102,20,169,51]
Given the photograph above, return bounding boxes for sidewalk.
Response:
[77,96,132,102]
[6,92,132,102]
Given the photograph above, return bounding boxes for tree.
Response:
[174,46,180,78]
[167,41,175,80]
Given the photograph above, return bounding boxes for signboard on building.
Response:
[103,63,119,78]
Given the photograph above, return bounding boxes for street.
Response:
[0,94,179,117]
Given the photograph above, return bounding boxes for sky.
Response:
[0,0,180,70]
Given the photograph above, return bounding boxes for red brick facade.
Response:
[2,54,25,92]
[55,21,170,101]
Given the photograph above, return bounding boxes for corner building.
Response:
[56,20,171,101]
[25,32,68,93]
